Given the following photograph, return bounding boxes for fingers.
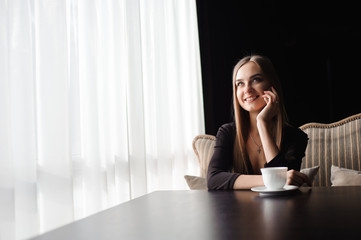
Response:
[263,87,279,104]
[258,87,280,122]
[287,170,311,187]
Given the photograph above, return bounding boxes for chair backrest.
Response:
[192,134,216,178]
[192,113,361,186]
[300,113,361,186]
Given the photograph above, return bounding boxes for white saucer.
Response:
[251,185,299,195]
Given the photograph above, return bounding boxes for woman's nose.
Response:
[244,84,254,93]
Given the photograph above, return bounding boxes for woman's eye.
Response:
[236,81,243,87]
[253,77,262,83]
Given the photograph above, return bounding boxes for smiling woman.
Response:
[0,0,203,239]
[207,55,310,190]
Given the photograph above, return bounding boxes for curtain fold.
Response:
[0,0,204,239]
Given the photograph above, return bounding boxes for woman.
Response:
[207,54,310,190]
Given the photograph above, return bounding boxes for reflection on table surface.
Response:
[30,187,361,240]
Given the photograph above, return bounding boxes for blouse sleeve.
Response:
[264,126,309,171]
[207,123,241,190]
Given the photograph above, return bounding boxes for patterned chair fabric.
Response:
[300,113,361,186]
[192,134,216,178]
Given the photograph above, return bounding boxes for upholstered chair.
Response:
[192,134,216,178]
[300,113,361,186]
[186,113,361,189]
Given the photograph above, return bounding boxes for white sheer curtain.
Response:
[0,0,204,239]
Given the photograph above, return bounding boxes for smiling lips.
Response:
[244,95,259,103]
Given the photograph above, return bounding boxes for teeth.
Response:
[245,97,257,102]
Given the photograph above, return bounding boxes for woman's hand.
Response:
[256,86,281,162]
[286,169,312,186]
[256,86,280,123]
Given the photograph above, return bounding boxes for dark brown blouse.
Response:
[207,122,309,190]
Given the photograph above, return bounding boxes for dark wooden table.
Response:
[29,186,361,240]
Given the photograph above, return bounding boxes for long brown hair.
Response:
[232,55,288,173]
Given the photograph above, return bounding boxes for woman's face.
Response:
[235,61,271,113]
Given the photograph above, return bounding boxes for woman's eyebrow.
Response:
[236,73,263,81]
[250,73,263,78]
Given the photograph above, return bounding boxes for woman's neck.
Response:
[249,111,259,135]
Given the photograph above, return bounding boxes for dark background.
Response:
[196,0,361,135]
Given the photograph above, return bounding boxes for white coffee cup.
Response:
[260,167,288,190]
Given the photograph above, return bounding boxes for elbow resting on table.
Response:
[207,169,238,190]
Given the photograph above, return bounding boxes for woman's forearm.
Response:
[257,119,279,163]
[233,175,264,189]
